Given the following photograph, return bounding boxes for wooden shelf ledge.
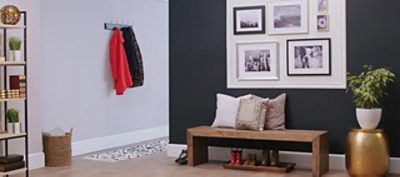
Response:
[0,167,27,175]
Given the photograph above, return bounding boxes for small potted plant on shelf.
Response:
[8,37,22,61]
[347,65,396,130]
[6,108,20,134]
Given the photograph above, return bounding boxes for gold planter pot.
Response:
[345,129,389,177]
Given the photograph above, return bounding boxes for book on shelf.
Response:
[9,75,26,98]
[0,161,25,172]
[0,154,23,164]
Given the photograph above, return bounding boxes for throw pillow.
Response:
[235,96,269,131]
[211,94,251,128]
[265,93,286,130]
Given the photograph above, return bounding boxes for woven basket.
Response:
[42,129,72,166]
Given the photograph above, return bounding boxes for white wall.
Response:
[39,0,168,143]
[0,0,42,156]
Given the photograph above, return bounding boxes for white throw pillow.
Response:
[211,93,251,128]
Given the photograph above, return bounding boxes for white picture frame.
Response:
[317,15,329,32]
[236,41,279,80]
[287,38,331,76]
[268,0,309,35]
[318,0,329,13]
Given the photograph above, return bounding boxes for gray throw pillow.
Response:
[235,96,269,131]
[265,93,286,130]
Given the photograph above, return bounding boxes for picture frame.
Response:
[268,0,309,35]
[236,41,279,80]
[317,15,329,31]
[318,0,329,13]
[234,6,266,35]
[286,38,331,76]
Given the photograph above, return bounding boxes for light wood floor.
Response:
[16,152,399,177]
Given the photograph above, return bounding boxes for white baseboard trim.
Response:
[72,125,169,156]
[167,144,400,174]
[29,152,45,170]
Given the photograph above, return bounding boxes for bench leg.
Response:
[187,132,208,166]
[312,133,329,177]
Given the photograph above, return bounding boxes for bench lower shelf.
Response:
[223,162,295,173]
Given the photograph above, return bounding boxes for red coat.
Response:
[110,28,133,95]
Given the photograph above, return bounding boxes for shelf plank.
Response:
[0,25,25,29]
[0,61,26,66]
[0,98,26,102]
[0,167,27,176]
[0,132,27,140]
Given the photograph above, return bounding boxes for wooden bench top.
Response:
[187,126,328,142]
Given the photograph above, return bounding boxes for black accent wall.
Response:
[169,0,400,156]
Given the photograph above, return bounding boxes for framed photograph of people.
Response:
[287,38,331,76]
[233,6,266,35]
[268,0,308,35]
[236,41,279,80]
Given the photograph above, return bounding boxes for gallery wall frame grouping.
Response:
[226,0,347,89]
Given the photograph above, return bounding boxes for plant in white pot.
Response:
[9,37,22,61]
[6,108,21,134]
[347,65,395,130]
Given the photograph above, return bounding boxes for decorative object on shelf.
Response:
[236,41,279,80]
[233,6,265,35]
[10,75,26,98]
[268,0,308,35]
[8,37,22,61]
[0,5,21,25]
[0,154,25,172]
[260,149,271,166]
[270,149,280,166]
[317,0,328,13]
[6,109,20,134]
[0,89,20,99]
[346,129,389,176]
[287,38,331,76]
[347,65,395,129]
[317,15,329,32]
[0,56,4,62]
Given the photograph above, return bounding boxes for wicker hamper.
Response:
[42,130,72,166]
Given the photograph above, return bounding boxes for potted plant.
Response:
[9,37,22,61]
[6,108,20,134]
[347,65,395,129]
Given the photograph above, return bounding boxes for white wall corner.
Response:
[167,144,400,174]
[72,125,169,156]
[29,152,45,170]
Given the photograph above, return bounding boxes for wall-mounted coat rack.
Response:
[104,22,132,30]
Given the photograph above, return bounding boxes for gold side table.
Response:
[345,129,389,177]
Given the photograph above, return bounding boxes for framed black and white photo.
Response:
[287,38,331,76]
[236,41,279,80]
[234,6,265,35]
[318,0,329,13]
[268,0,308,35]
[317,15,329,31]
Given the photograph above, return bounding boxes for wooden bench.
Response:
[187,126,329,177]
